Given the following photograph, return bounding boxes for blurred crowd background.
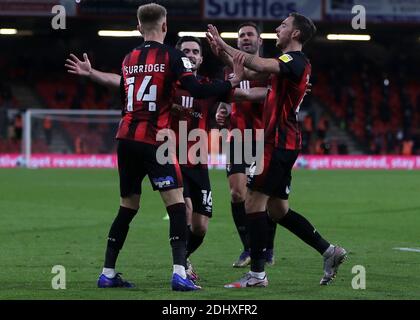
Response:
[1,0,419,155]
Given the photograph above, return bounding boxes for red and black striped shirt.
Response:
[224,67,267,140]
[170,76,230,168]
[264,51,311,150]
[116,41,193,145]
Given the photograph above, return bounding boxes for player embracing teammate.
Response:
[66,3,347,291]
[207,13,347,288]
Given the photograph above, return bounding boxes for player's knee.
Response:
[120,195,140,210]
[267,204,288,222]
[231,188,246,203]
[191,224,207,237]
[161,188,184,207]
[245,198,262,213]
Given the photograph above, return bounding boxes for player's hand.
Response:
[206,31,222,57]
[65,53,92,77]
[207,36,222,57]
[216,107,228,126]
[232,51,246,82]
[206,24,225,50]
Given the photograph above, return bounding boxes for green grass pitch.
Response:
[0,168,419,300]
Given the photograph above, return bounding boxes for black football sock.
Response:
[186,225,205,258]
[278,209,330,255]
[248,211,269,273]
[266,213,277,250]
[167,203,188,267]
[231,201,250,251]
[104,206,137,268]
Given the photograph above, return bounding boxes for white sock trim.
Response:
[323,244,335,258]
[102,268,116,278]
[250,271,266,279]
[173,265,186,279]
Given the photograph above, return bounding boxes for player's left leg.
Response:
[187,212,209,258]
[150,147,200,291]
[182,167,212,281]
[265,211,277,266]
[271,148,346,285]
[98,194,140,288]
[268,197,347,285]
[160,188,201,291]
[224,189,270,288]
[98,139,144,288]
[186,212,209,281]
[264,146,347,285]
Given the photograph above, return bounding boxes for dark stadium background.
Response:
[1,0,420,304]
[1,0,419,159]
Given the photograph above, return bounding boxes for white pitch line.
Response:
[393,247,420,253]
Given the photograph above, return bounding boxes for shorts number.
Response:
[201,190,212,206]
[126,76,157,112]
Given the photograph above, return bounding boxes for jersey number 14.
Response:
[126,76,157,112]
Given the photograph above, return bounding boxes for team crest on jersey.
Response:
[181,57,193,69]
[279,54,293,63]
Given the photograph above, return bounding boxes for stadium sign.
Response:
[203,0,322,21]
[2,154,420,169]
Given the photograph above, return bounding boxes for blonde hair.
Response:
[137,3,167,31]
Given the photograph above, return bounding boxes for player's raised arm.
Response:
[207,24,280,75]
[65,53,121,89]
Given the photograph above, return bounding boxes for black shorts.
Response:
[181,166,212,217]
[117,139,183,197]
[226,139,258,177]
[247,146,299,199]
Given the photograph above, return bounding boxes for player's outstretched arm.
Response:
[207,24,280,75]
[65,53,121,89]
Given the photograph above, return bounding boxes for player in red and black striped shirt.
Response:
[213,23,278,269]
[170,36,267,281]
[67,3,242,291]
[208,13,347,288]
[170,36,229,281]
[66,35,252,286]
